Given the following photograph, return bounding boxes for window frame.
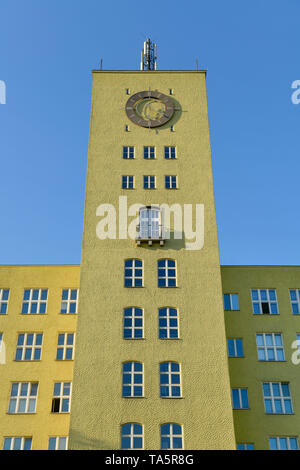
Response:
[60,289,79,314]
[21,289,48,315]
[251,289,279,315]
[15,333,43,361]
[8,382,38,414]
[0,288,9,314]
[51,382,72,414]
[263,382,293,414]
[158,259,177,288]
[160,423,183,450]
[56,333,75,361]
[123,307,144,340]
[256,333,285,362]
[232,388,249,409]
[144,146,155,160]
[121,423,143,450]
[123,146,135,159]
[160,362,182,398]
[158,307,179,339]
[124,259,144,288]
[122,362,144,398]
[290,289,300,314]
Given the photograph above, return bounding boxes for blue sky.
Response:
[0,0,299,265]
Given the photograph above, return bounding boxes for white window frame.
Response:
[60,289,79,314]
[123,307,144,339]
[256,333,285,361]
[158,259,177,287]
[121,424,143,450]
[48,436,68,450]
[137,206,162,240]
[22,289,48,314]
[122,362,144,398]
[123,146,134,159]
[143,175,156,189]
[159,307,179,339]
[251,289,279,314]
[122,175,134,189]
[56,333,75,360]
[227,338,244,357]
[15,333,43,361]
[263,382,293,414]
[164,146,176,159]
[161,424,183,450]
[236,443,254,450]
[8,382,38,414]
[51,382,72,413]
[269,436,299,450]
[160,362,182,398]
[290,289,300,314]
[124,259,143,287]
[165,175,177,189]
[0,288,9,314]
[144,146,155,159]
[3,437,32,450]
[232,388,249,409]
[223,293,239,311]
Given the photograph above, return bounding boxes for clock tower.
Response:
[69,42,236,450]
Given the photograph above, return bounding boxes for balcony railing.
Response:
[135,225,165,246]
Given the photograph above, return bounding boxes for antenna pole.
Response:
[140,38,157,71]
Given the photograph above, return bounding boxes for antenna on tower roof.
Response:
[140,38,157,71]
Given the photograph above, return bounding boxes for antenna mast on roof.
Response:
[140,38,157,71]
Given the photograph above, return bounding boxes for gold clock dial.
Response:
[125,91,174,128]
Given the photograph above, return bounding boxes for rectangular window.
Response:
[122,362,144,397]
[165,175,177,189]
[237,443,254,450]
[263,382,293,414]
[0,289,9,314]
[290,289,300,314]
[21,289,48,314]
[160,362,182,398]
[143,175,156,189]
[8,382,38,414]
[223,294,239,311]
[158,259,177,287]
[48,437,68,450]
[227,339,244,357]
[123,308,143,339]
[123,146,134,159]
[56,333,75,360]
[124,259,143,287]
[256,333,285,361]
[51,382,72,413]
[269,437,299,450]
[121,424,143,450]
[251,289,278,314]
[232,388,249,409]
[3,437,32,450]
[144,146,155,159]
[60,289,78,314]
[15,333,43,361]
[164,146,176,159]
[122,176,134,189]
[159,308,179,339]
[161,424,183,450]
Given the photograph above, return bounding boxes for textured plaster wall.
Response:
[69,71,236,450]
[0,265,79,450]
[222,265,300,450]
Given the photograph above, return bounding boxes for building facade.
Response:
[0,57,299,450]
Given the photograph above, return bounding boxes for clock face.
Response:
[125,90,174,128]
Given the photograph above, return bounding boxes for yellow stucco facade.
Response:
[1,67,299,451]
[0,265,79,450]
